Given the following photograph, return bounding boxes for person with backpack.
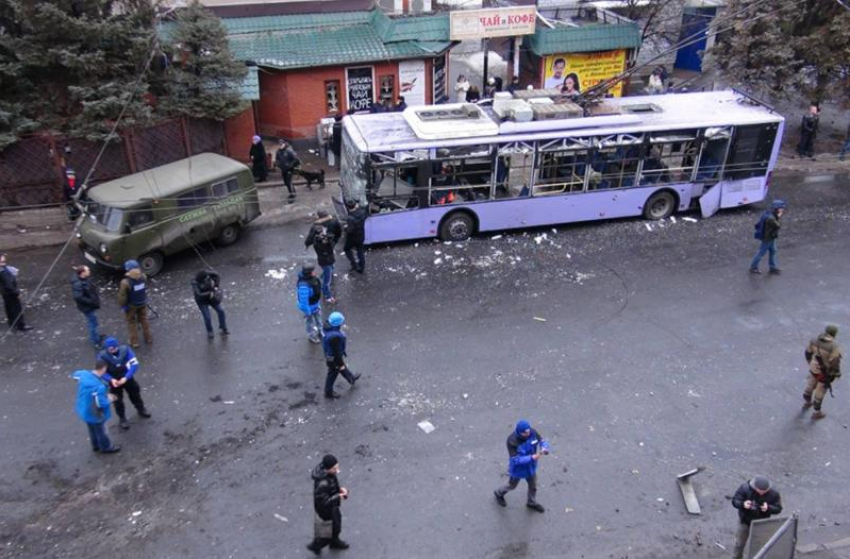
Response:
[321,311,359,399]
[343,201,367,274]
[296,263,323,343]
[305,215,340,304]
[749,200,785,275]
[192,270,228,339]
[70,265,102,348]
[803,325,842,420]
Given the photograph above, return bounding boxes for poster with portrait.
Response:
[399,60,426,107]
[346,66,375,112]
[543,50,627,97]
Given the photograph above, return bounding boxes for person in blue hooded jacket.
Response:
[494,419,550,512]
[98,337,151,429]
[321,312,360,399]
[297,263,323,343]
[73,360,120,454]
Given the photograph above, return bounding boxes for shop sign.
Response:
[450,7,536,41]
[346,66,375,112]
[543,50,628,97]
[399,60,427,107]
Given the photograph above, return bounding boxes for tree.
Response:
[0,0,157,148]
[158,0,248,120]
[706,0,850,102]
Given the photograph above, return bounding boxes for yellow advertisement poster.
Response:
[543,50,627,97]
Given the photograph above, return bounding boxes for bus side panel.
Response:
[365,207,452,243]
[719,177,767,209]
[474,185,694,232]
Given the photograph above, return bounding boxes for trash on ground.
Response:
[533,317,547,322]
[677,467,705,515]
[417,420,436,434]
[274,513,289,523]
[682,217,698,223]
[645,223,653,231]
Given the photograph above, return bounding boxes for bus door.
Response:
[696,127,732,218]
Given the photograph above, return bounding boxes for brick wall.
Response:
[257,60,436,141]
[223,106,257,164]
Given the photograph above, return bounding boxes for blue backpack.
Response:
[753,211,770,240]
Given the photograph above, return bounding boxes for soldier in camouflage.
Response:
[803,325,842,420]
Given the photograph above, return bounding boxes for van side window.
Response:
[129,205,154,227]
[178,187,210,209]
[212,178,239,198]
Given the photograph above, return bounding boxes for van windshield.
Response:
[88,203,125,232]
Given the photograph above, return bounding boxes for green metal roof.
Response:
[222,10,452,70]
[239,66,260,101]
[524,22,641,56]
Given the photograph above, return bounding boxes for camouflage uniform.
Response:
[803,325,842,419]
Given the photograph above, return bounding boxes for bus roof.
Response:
[344,90,784,153]
[87,153,249,208]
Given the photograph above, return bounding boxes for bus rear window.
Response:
[725,124,778,180]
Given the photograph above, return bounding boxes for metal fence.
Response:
[0,118,228,209]
[748,516,798,559]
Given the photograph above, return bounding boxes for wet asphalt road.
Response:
[1,174,850,559]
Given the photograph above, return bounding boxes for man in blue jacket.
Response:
[98,337,151,429]
[73,360,120,454]
[494,419,550,512]
[321,312,360,399]
[297,263,323,343]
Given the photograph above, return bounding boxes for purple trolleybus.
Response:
[337,89,784,244]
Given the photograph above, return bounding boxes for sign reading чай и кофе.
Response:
[450,7,537,41]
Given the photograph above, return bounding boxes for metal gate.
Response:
[748,515,798,559]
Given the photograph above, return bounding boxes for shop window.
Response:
[379,76,394,103]
[325,80,341,113]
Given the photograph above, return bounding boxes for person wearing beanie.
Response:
[72,360,120,454]
[494,419,550,512]
[70,265,102,348]
[307,454,350,554]
[321,312,360,399]
[343,201,367,274]
[275,139,301,203]
[749,199,785,275]
[731,476,782,558]
[98,336,151,429]
[297,263,323,344]
[117,259,151,348]
[803,324,842,419]
[249,135,268,182]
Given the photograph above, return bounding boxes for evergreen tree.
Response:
[706,0,850,102]
[0,0,157,148]
[158,0,247,120]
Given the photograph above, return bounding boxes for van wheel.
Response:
[217,224,240,246]
[439,212,474,242]
[643,191,676,220]
[139,252,164,277]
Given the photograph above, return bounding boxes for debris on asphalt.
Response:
[715,542,727,551]
[274,513,289,523]
[645,224,653,231]
[677,467,705,515]
[682,217,698,223]
[417,420,435,434]
[265,268,287,280]
[533,317,547,322]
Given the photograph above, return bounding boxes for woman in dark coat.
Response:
[249,135,268,182]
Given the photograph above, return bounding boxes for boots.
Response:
[329,538,350,549]
[812,410,826,420]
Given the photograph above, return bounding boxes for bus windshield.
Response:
[340,128,368,204]
[88,203,125,232]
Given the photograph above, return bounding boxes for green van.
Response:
[78,153,261,276]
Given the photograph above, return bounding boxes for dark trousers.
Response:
[311,508,343,549]
[198,302,227,333]
[282,170,295,195]
[86,421,114,452]
[325,362,355,395]
[344,243,365,272]
[797,132,815,157]
[3,294,26,330]
[495,474,538,504]
[110,378,146,420]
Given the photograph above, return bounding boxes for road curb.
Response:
[798,537,850,555]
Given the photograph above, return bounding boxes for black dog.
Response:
[294,168,325,189]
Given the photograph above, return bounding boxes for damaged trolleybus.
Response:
[336,89,784,243]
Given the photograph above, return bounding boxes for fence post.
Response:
[45,133,64,202]
[124,129,138,174]
[180,118,192,157]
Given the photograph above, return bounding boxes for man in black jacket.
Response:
[797,102,820,159]
[275,140,301,203]
[750,200,785,274]
[191,270,228,339]
[731,476,783,559]
[306,222,338,304]
[0,254,32,332]
[71,265,102,348]
[331,115,343,169]
[343,201,367,274]
[307,454,350,554]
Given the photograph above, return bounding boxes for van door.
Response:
[125,204,162,257]
[211,176,242,224]
[176,186,217,249]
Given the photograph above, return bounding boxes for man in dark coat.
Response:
[305,211,342,303]
[275,139,301,203]
[307,454,350,554]
[797,102,820,159]
[249,135,267,182]
[0,254,32,332]
[750,199,785,274]
[731,476,782,559]
[191,270,228,339]
[71,265,102,348]
[343,201,367,274]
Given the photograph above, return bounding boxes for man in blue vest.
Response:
[73,360,120,454]
[98,337,151,429]
[117,260,152,348]
[321,312,360,399]
[494,419,550,512]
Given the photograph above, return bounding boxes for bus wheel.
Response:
[440,212,474,242]
[139,252,164,277]
[217,224,241,246]
[643,191,676,220]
